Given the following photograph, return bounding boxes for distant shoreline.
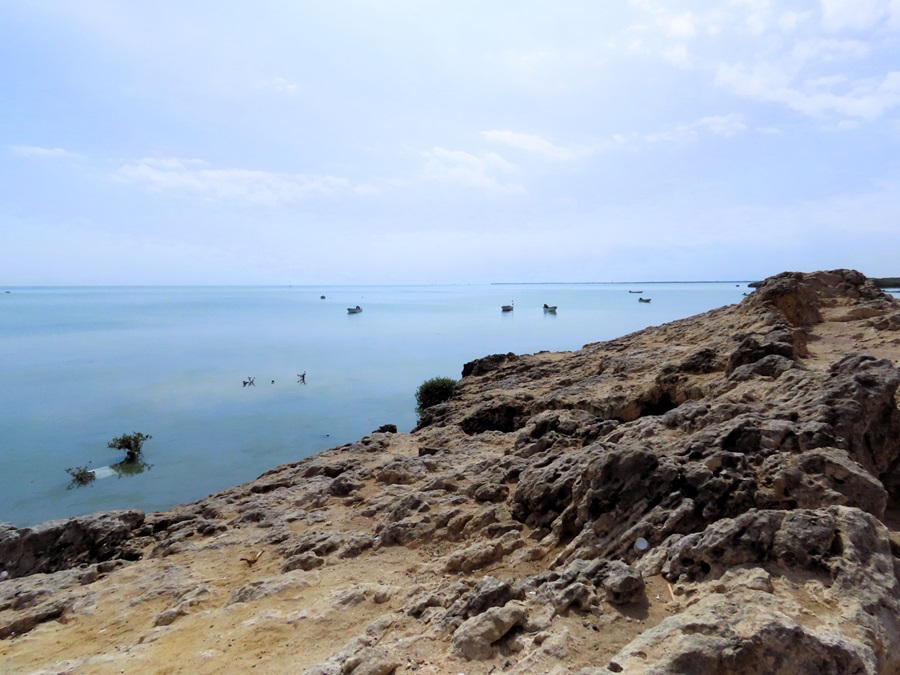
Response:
[491,280,753,285]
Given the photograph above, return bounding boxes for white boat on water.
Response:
[638,297,651,303]
[347,305,363,314]
[543,304,557,313]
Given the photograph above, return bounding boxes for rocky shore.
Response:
[2,269,899,674]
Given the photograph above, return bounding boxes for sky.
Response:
[2,0,900,285]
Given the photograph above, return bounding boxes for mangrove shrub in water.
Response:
[65,465,96,489]
[108,432,152,463]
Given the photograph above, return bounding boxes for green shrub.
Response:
[415,376,457,415]
[108,432,152,463]
[65,465,95,489]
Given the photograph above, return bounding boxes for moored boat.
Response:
[347,305,363,314]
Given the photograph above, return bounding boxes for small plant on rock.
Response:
[108,432,152,463]
[65,465,95,489]
[415,376,457,415]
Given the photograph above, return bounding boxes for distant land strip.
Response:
[491,277,900,289]
[491,280,753,285]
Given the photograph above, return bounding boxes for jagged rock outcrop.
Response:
[1,269,899,674]
[0,510,144,579]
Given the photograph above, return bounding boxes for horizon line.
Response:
[2,279,758,289]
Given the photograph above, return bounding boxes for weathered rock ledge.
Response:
[1,269,899,674]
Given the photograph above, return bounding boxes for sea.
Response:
[1,282,752,528]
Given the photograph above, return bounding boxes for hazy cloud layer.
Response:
[1,1,899,284]
[10,145,82,159]
[115,158,363,206]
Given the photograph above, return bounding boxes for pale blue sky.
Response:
[2,1,900,284]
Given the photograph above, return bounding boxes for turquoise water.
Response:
[0,283,748,527]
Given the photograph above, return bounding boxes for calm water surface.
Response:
[0,283,749,526]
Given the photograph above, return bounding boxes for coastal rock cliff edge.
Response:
[2,269,899,674]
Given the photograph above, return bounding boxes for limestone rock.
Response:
[0,596,74,639]
[450,600,528,660]
[608,595,873,674]
[340,647,399,675]
[443,531,523,573]
[758,447,888,517]
[0,510,144,578]
[226,570,312,606]
[440,576,525,630]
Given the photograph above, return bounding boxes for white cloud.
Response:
[729,0,771,35]
[710,2,897,123]
[255,76,299,95]
[805,74,848,89]
[422,147,525,194]
[698,113,748,137]
[643,127,696,143]
[791,38,870,64]
[828,119,862,130]
[662,43,691,67]
[718,63,900,119]
[10,145,81,159]
[820,0,892,32]
[620,2,788,67]
[115,157,363,205]
[481,117,747,167]
[351,184,381,197]
[630,1,703,39]
[644,113,747,143]
[608,23,650,56]
[481,130,589,160]
[667,12,699,39]
[500,49,554,78]
[777,10,813,32]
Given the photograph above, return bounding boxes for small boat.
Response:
[347,305,363,314]
[628,290,643,294]
[638,297,651,303]
[543,303,557,313]
[501,302,514,312]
